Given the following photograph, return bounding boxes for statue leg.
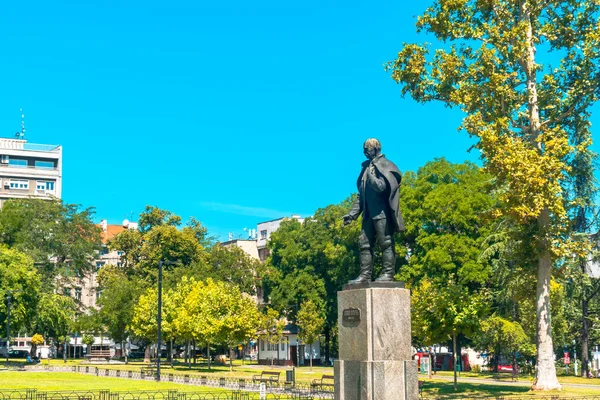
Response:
[374,218,396,282]
[348,221,375,285]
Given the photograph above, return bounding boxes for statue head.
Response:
[363,138,381,160]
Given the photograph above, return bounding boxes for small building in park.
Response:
[257,324,322,366]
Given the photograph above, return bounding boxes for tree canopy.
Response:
[389,0,600,390]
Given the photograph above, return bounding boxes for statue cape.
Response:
[356,155,405,232]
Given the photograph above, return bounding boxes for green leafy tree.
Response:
[264,205,359,361]
[130,286,178,361]
[30,334,45,357]
[96,266,143,364]
[201,244,265,296]
[0,199,102,284]
[0,246,41,336]
[474,316,532,374]
[138,205,182,233]
[412,278,488,389]
[35,293,77,362]
[109,208,208,284]
[389,1,600,388]
[297,299,325,371]
[82,334,95,347]
[397,160,494,388]
[258,307,286,366]
[205,279,260,371]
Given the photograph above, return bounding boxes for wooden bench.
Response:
[252,371,281,387]
[492,371,517,382]
[140,365,157,378]
[311,374,334,391]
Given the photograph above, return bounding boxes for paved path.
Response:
[428,374,600,391]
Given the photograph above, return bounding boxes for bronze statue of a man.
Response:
[343,138,404,284]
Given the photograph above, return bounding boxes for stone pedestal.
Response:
[334,283,418,400]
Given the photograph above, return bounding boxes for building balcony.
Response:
[0,163,58,171]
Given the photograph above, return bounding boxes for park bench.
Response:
[86,349,111,362]
[252,371,281,387]
[492,371,517,382]
[140,365,157,378]
[311,375,334,391]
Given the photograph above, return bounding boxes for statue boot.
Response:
[348,249,372,285]
[375,240,395,282]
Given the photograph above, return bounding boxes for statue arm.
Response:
[367,166,387,193]
[347,195,361,219]
[344,195,362,224]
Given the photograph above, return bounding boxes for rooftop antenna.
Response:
[15,108,26,139]
[21,109,25,137]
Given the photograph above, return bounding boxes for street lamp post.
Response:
[156,260,178,382]
[157,260,163,382]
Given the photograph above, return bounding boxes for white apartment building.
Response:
[0,136,62,207]
[256,215,304,262]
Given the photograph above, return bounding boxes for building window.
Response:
[35,160,55,169]
[260,230,267,240]
[260,339,265,352]
[281,341,285,351]
[75,287,82,302]
[8,158,27,167]
[63,287,71,296]
[9,179,29,190]
[96,290,101,301]
[36,181,55,192]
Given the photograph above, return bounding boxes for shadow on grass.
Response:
[422,380,532,399]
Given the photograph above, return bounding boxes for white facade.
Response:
[0,137,62,207]
[257,325,321,366]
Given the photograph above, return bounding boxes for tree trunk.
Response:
[186,340,191,369]
[452,332,457,391]
[144,346,151,363]
[532,210,561,390]
[309,343,313,372]
[63,337,67,363]
[123,341,128,364]
[207,343,211,371]
[193,339,197,365]
[229,346,233,371]
[582,283,589,378]
[518,0,561,390]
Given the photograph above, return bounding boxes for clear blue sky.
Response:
[0,1,597,240]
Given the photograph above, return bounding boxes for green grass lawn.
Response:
[0,372,224,392]
[420,378,600,398]
[6,359,334,384]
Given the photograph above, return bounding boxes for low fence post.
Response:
[26,388,36,400]
[99,390,110,400]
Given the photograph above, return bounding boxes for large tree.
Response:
[96,265,143,363]
[0,199,101,284]
[264,201,360,361]
[297,299,325,371]
[389,1,600,389]
[399,159,494,389]
[0,246,41,336]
